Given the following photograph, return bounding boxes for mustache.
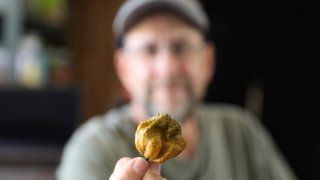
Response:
[150,78,190,88]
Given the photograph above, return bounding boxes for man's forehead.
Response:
[124,13,203,43]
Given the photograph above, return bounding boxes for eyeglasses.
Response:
[122,41,205,61]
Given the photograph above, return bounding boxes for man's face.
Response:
[116,13,214,122]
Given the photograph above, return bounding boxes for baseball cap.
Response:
[113,0,210,44]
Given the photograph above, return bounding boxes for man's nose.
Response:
[152,48,185,78]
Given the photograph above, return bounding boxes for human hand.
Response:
[109,157,167,180]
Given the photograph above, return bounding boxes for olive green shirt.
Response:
[56,104,297,180]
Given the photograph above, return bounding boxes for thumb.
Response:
[110,157,148,180]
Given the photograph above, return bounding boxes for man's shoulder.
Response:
[199,103,260,127]
[200,103,269,145]
[57,105,134,178]
[68,104,132,144]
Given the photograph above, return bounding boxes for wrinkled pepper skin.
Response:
[135,113,186,163]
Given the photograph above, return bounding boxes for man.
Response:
[56,0,297,179]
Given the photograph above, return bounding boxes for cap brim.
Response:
[113,0,209,41]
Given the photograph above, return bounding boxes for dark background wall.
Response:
[202,0,318,179]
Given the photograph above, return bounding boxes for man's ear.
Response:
[114,49,132,102]
[205,42,216,83]
[114,49,128,89]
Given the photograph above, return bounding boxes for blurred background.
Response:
[0,0,317,179]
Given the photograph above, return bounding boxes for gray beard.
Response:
[144,79,196,123]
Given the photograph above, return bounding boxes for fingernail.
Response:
[133,157,148,175]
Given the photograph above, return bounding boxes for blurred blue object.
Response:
[0,0,24,84]
[0,46,10,85]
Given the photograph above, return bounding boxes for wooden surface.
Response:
[67,0,124,122]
